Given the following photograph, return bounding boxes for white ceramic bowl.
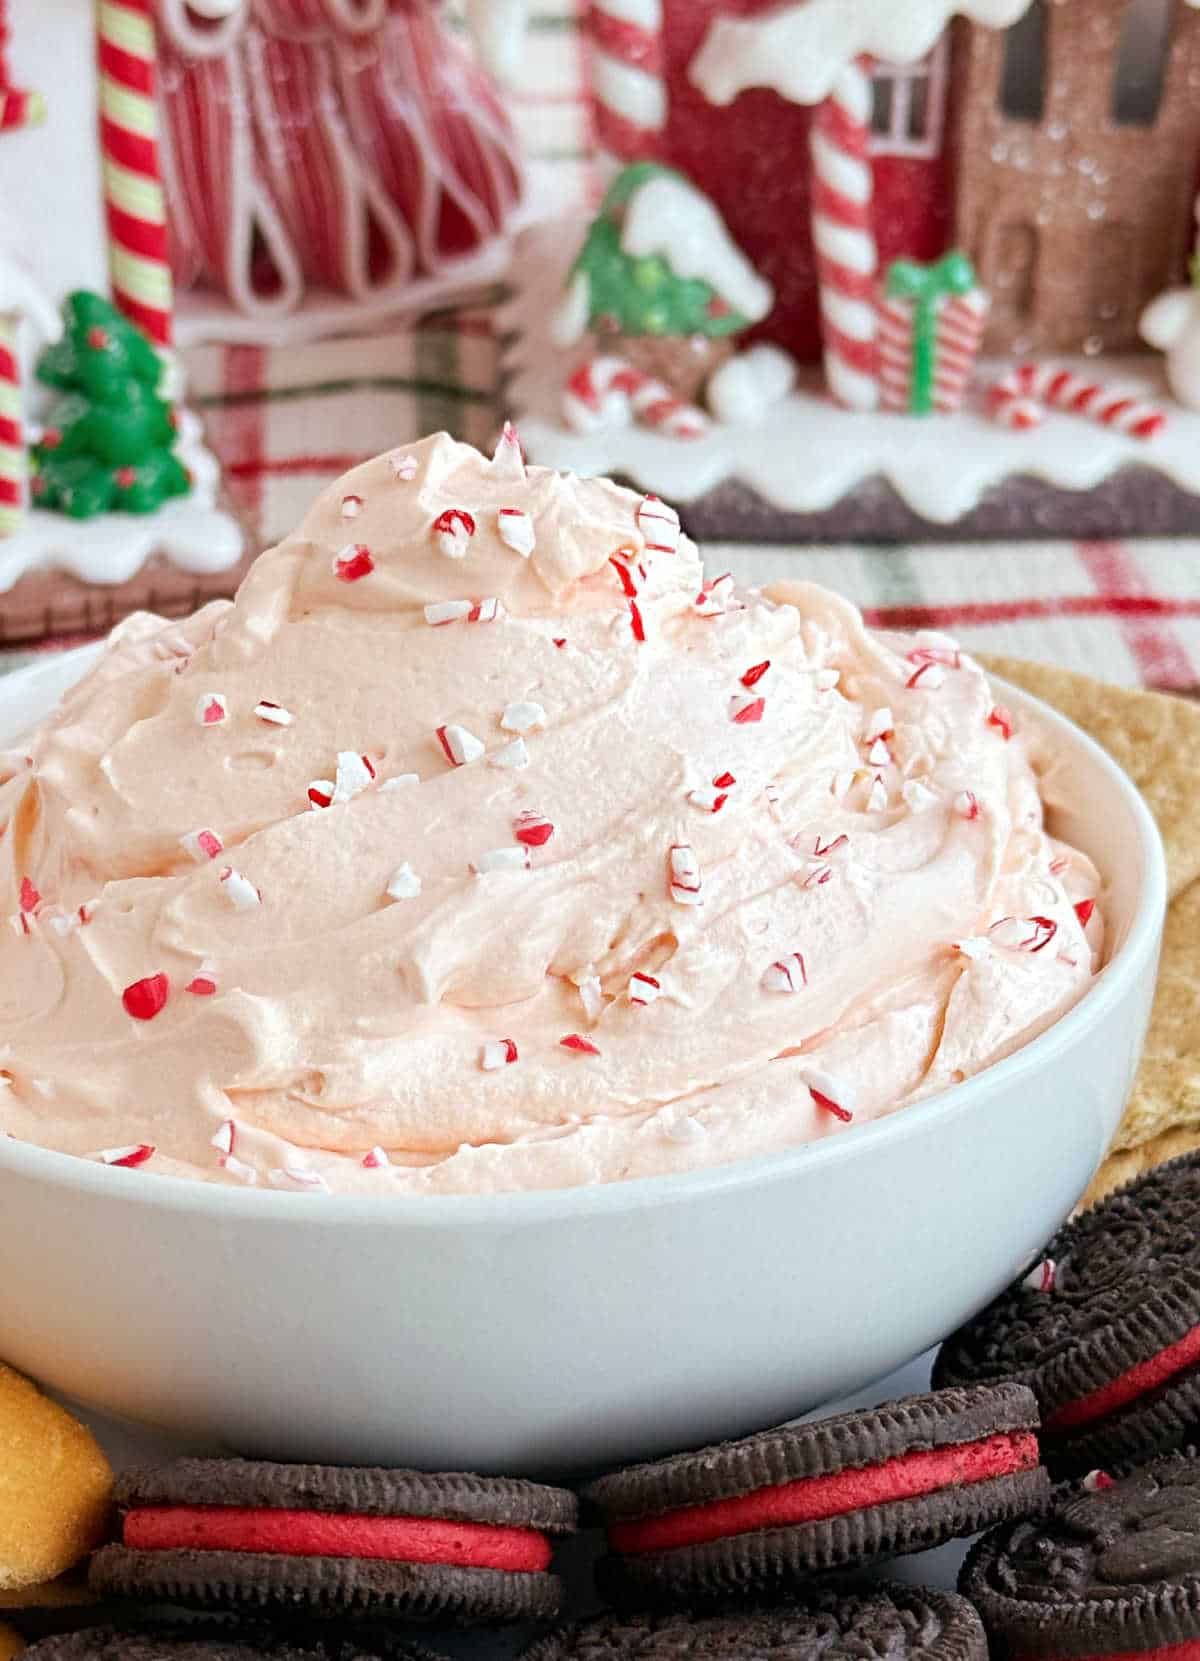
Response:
[0,650,1166,1475]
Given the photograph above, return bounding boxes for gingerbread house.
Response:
[506,0,1200,540]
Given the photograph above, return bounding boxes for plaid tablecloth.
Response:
[3,1,1200,693]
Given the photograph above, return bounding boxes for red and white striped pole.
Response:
[809,58,879,411]
[0,315,25,535]
[0,0,45,133]
[586,0,667,174]
[96,0,174,347]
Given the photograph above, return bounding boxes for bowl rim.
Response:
[0,661,1167,1227]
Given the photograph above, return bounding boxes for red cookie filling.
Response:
[1017,1644,1200,1661]
[124,1506,552,1573]
[608,1430,1040,1556]
[1044,1323,1200,1433]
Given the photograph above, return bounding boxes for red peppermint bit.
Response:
[333,544,375,582]
[628,972,661,1005]
[713,771,736,790]
[741,661,770,689]
[77,902,94,926]
[432,508,477,557]
[1075,898,1097,927]
[1022,1257,1057,1293]
[629,600,646,643]
[307,782,334,809]
[362,1146,391,1169]
[102,1143,155,1168]
[340,493,364,520]
[514,811,555,848]
[212,1120,236,1157]
[731,695,765,725]
[813,834,849,858]
[186,976,218,996]
[955,790,981,822]
[122,973,170,1021]
[988,705,1014,741]
[908,642,962,670]
[561,1033,601,1056]
[810,1086,853,1123]
[1083,1470,1116,1493]
[990,915,1058,953]
[19,877,39,913]
[610,556,639,598]
[905,661,946,691]
[553,638,567,649]
[1048,856,1069,876]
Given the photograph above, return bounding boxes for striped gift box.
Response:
[878,289,989,415]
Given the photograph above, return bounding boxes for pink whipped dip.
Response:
[0,432,1102,1194]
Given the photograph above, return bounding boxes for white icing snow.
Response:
[0,408,244,593]
[505,218,1200,527]
[1140,288,1200,412]
[0,253,61,342]
[692,0,1039,108]
[620,173,774,324]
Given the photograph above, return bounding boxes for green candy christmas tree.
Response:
[31,291,190,520]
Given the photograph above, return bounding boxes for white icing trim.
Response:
[619,174,774,323]
[0,408,244,592]
[691,0,1037,108]
[504,219,1200,527]
[590,46,668,131]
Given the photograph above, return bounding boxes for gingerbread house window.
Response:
[1111,0,1172,126]
[868,40,948,160]
[999,0,1046,123]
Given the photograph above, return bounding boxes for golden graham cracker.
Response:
[981,655,1200,1203]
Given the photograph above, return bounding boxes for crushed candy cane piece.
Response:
[955,791,981,822]
[492,421,527,479]
[911,632,962,669]
[211,1120,235,1157]
[514,810,554,848]
[629,599,646,642]
[254,700,293,726]
[865,708,894,742]
[469,598,502,623]
[1075,898,1097,927]
[433,508,476,560]
[389,451,419,481]
[488,738,529,770]
[122,973,169,1021]
[497,507,535,557]
[609,556,639,598]
[186,976,218,996]
[813,834,849,858]
[1022,1257,1057,1293]
[741,660,770,689]
[18,877,39,913]
[800,1067,856,1123]
[561,1033,601,1056]
[307,780,334,810]
[688,781,730,813]
[762,953,807,994]
[362,1146,391,1169]
[181,828,225,866]
[729,693,765,725]
[636,493,681,554]
[501,701,546,734]
[340,493,363,520]
[801,861,833,889]
[481,1038,519,1071]
[100,1143,155,1168]
[196,692,228,727]
[220,867,262,911]
[906,661,946,691]
[989,915,1058,953]
[333,751,377,803]
[386,863,422,901]
[425,600,473,626]
[867,737,891,767]
[437,724,485,767]
[628,972,661,1005]
[473,847,531,874]
[669,842,702,907]
[988,705,1014,741]
[333,544,374,582]
[1082,1469,1115,1493]
[577,973,603,1021]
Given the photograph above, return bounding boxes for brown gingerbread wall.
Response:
[949,0,1200,355]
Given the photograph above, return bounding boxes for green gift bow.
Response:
[884,250,978,415]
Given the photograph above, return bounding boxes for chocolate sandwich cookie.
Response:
[960,1453,1200,1661]
[522,1582,988,1661]
[935,1152,1200,1476]
[582,1383,1048,1608]
[89,1458,577,1626]
[20,1630,442,1660]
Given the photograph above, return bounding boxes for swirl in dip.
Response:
[0,433,1101,1193]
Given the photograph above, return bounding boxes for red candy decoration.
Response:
[561,1034,601,1056]
[122,974,170,1021]
[1075,898,1096,927]
[18,877,39,913]
[740,661,770,689]
[988,705,1014,741]
[333,544,375,583]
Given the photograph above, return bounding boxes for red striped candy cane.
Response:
[564,355,709,440]
[0,0,45,133]
[809,58,878,411]
[0,316,23,535]
[989,363,1167,439]
[878,290,988,415]
[97,0,174,346]
[586,0,667,173]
